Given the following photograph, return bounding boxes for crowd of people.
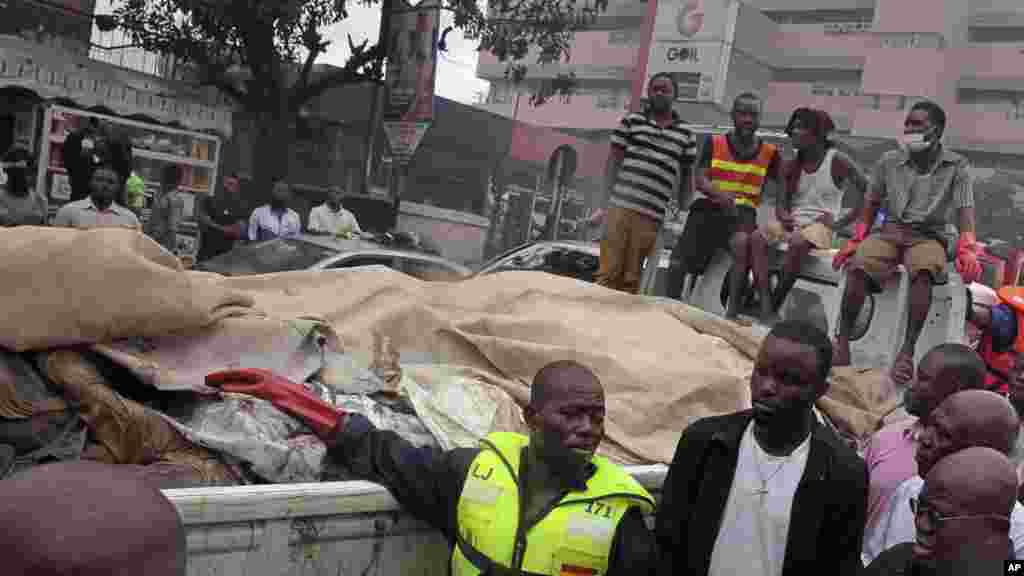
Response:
[0,75,1019,575]
[3,321,1019,575]
[597,74,984,388]
[0,138,363,262]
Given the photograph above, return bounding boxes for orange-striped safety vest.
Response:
[707,134,777,209]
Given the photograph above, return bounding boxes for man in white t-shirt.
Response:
[655,320,868,576]
[308,186,362,237]
[863,389,1023,563]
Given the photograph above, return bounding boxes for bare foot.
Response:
[832,340,852,366]
[890,351,915,387]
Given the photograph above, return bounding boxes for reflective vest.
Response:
[707,134,777,209]
[451,432,655,576]
[981,286,1024,392]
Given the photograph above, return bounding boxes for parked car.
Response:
[476,241,670,283]
[194,234,471,281]
[476,240,672,292]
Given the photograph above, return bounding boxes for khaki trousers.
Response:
[596,206,660,294]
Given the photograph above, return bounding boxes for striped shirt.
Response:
[870,147,973,238]
[610,111,697,221]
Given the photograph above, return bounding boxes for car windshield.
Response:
[200,238,337,275]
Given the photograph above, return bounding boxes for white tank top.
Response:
[790,148,843,228]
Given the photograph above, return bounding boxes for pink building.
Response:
[478,0,1024,152]
[478,0,1024,244]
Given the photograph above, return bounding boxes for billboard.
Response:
[383,0,440,165]
[645,0,738,104]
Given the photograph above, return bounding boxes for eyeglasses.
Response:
[909,497,1011,527]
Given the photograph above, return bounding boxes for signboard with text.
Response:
[383,0,440,166]
[645,0,737,104]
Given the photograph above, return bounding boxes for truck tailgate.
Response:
[166,465,668,576]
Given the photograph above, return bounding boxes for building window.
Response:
[763,9,873,29]
[608,29,637,45]
[823,21,872,34]
[596,89,622,109]
[1012,100,1024,120]
[811,84,835,96]
[969,27,1024,44]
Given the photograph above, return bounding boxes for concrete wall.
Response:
[396,201,491,266]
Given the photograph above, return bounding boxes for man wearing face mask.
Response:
[0,146,47,227]
[863,447,1016,576]
[205,360,657,576]
[655,320,867,576]
[863,389,1023,564]
[592,72,698,294]
[832,100,982,384]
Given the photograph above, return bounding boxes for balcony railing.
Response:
[90,27,184,80]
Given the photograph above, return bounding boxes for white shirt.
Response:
[248,205,301,242]
[308,203,361,236]
[709,423,811,576]
[53,197,140,229]
[791,148,845,228]
[863,475,1024,565]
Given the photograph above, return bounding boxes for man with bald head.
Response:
[0,460,187,575]
[205,360,657,576]
[862,343,987,546]
[864,389,1022,562]
[864,447,1016,575]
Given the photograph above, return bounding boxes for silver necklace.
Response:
[751,437,806,497]
[751,452,789,497]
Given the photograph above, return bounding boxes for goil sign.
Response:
[666,47,699,62]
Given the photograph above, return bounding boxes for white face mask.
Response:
[898,131,934,154]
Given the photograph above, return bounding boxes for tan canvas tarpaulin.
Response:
[0,228,899,464]
[0,227,252,352]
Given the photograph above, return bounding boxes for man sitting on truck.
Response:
[0,461,187,576]
[206,360,657,576]
[831,100,982,382]
[758,108,867,316]
[671,92,783,321]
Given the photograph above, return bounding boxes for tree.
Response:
[112,0,607,194]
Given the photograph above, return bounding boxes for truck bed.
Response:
[167,465,668,576]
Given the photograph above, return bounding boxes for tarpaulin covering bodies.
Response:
[0,228,898,465]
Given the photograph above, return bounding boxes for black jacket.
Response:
[655,410,868,576]
[326,413,656,575]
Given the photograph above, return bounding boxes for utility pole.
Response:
[360,0,395,197]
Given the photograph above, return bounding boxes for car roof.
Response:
[295,233,451,258]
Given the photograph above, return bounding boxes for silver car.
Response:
[195,234,472,281]
[476,241,671,293]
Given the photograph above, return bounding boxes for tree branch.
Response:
[297,18,327,92]
[290,37,382,109]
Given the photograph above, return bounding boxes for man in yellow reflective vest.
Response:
[206,360,657,576]
[671,92,783,321]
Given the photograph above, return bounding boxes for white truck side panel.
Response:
[166,465,668,576]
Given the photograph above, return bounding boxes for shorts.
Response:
[852,223,948,286]
[761,221,833,250]
[674,198,758,275]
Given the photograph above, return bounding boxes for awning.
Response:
[0,34,232,137]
